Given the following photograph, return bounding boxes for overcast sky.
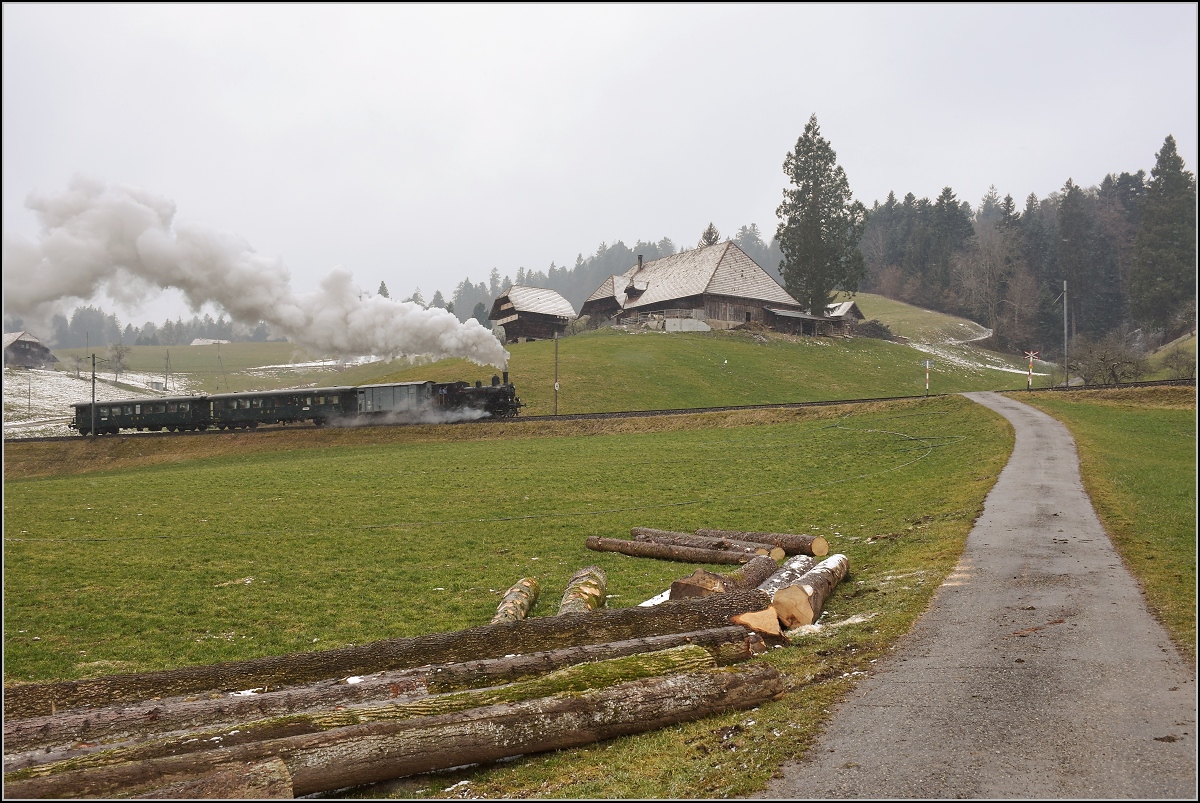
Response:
[3,3,1197,326]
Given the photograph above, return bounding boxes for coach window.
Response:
[167,402,177,413]
[180,401,190,412]
[251,398,262,408]
[100,406,110,418]
[239,398,250,409]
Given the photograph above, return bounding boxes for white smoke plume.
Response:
[2,175,510,369]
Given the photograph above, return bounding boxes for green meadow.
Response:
[4,395,1012,797]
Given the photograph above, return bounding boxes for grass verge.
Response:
[1018,386,1197,662]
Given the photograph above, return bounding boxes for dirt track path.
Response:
[755,391,1196,799]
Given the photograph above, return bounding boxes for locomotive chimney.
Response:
[503,370,509,385]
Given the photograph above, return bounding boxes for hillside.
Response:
[7,300,1045,437]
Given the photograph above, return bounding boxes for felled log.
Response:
[5,664,785,799]
[585,536,751,566]
[730,608,785,639]
[490,577,540,624]
[130,757,293,800]
[695,528,829,557]
[631,528,786,561]
[558,566,607,614]
[771,554,850,628]
[669,555,780,600]
[757,554,817,596]
[6,646,723,777]
[4,626,765,755]
[4,590,772,719]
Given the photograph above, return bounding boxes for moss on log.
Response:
[4,591,771,720]
[5,664,785,799]
[6,627,763,756]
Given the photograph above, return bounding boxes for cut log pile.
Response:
[3,525,852,799]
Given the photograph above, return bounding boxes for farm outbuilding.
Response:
[578,242,807,329]
[3,331,59,369]
[826,300,864,328]
[489,285,577,343]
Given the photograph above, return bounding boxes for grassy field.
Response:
[4,394,1013,797]
[329,327,1040,416]
[836,291,989,343]
[1019,386,1197,661]
[47,296,1043,412]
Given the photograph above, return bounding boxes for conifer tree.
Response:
[377,281,390,298]
[698,222,722,247]
[775,114,867,315]
[1130,135,1197,331]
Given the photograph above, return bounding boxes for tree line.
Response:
[858,135,1196,358]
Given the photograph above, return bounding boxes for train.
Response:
[68,372,523,436]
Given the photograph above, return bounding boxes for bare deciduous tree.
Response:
[107,343,131,382]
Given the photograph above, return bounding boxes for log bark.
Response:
[6,646,723,776]
[695,528,829,557]
[770,554,850,628]
[129,757,292,799]
[4,626,764,755]
[5,664,784,800]
[490,577,540,624]
[669,555,780,600]
[557,566,607,614]
[757,554,817,596]
[4,590,771,720]
[585,536,752,566]
[631,528,785,561]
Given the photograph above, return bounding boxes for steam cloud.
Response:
[2,175,510,368]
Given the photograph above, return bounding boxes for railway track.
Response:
[7,378,1193,445]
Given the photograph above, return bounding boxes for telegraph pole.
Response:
[90,353,97,440]
[1062,280,1069,388]
[553,331,559,416]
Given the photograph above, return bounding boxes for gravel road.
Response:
[754,391,1196,799]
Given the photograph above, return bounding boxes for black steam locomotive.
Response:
[69,373,523,436]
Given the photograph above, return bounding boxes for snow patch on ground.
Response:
[3,367,195,439]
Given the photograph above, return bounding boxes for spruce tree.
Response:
[698,222,722,247]
[775,114,867,315]
[377,281,390,298]
[1130,135,1197,331]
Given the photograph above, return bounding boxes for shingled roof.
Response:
[490,285,577,321]
[582,241,799,311]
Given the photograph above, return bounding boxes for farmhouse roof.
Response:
[582,242,799,311]
[3,331,45,350]
[493,285,577,319]
[827,301,863,319]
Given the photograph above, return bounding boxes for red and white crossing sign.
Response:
[1024,351,1040,390]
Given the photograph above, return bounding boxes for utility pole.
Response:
[1062,280,1069,388]
[553,331,559,416]
[90,353,96,440]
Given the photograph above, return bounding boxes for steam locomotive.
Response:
[69,372,523,436]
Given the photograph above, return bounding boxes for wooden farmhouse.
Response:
[578,241,807,330]
[3,331,59,369]
[489,285,577,343]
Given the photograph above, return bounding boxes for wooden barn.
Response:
[489,285,577,343]
[578,242,806,329]
[3,331,59,369]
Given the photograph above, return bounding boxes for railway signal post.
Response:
[922,359,934,396]
[1024,351,1040,391]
